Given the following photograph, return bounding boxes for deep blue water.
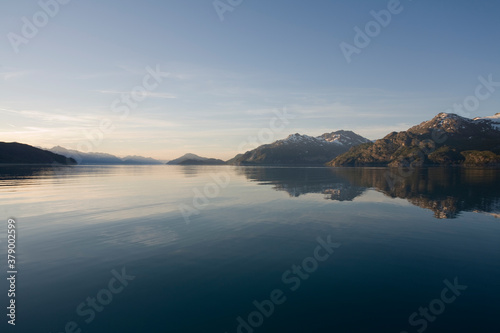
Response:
[1,165,499,333]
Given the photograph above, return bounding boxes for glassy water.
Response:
[1,165,499,333]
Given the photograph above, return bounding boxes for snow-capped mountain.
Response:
[278,130,370,147]
[228,130,370,165]
[319,130,372,146]
[473,112,500,131]
[410,112,500,134]
[330,113,500,167]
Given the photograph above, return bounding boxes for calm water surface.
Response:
[1,165,499,333]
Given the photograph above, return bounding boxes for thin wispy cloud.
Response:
[96,90,177,99]
[1,1,499,160]
[0,108,95,125]
[0,69,29,80]
[75,71,127,80]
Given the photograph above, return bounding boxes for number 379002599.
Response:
[7,219,16,269]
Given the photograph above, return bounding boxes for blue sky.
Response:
[1,0,500,159]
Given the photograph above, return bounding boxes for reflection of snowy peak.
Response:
[240,167,500,219]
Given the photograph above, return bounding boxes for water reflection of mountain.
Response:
[239,167,500,219]
[0,165,58,187]
[0,165,109,187]
[236,167,366,201]
[341,168,500,219]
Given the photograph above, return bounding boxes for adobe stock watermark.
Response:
[6,218,18,326]
[178,172,232,225]
[443,74,500,118]
[400,277,467,333]
[50,64,169,169]
[50,267,135,333]
[213,0,244,22]
[177,108,295,225]
[237,108,296,153]
[225,236,341,333]
[7,0,72,54]
[340,0,412,64]
[384,127,446,190]
[384,73,500,191]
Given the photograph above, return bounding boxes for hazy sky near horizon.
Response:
[1,0,500,159]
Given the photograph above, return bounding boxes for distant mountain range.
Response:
[2,113,499,167]
[0,142,76,165]
[166,153,226,165]
[329,113,500,167]
[227,130,371,165]
[48,146,164,165]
